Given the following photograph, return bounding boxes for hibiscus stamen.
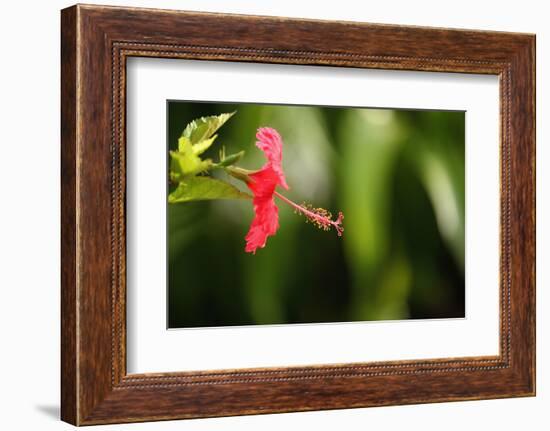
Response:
[273,191,344,237]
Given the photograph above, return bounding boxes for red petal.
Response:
[244,197,279,253]
[244,167,280,254]
[255,127,289,190]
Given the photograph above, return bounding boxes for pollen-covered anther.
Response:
[334,211,345,237]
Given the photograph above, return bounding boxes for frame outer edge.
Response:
[531,34,536,396]
[526,35,536,395]
[61,5,79,426]
[504,34,536,396]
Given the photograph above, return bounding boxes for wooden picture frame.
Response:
[61,4,535,425]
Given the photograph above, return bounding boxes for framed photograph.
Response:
[61,4,535,425]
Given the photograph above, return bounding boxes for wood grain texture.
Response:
[60,6,78,425]
[60,4,536,425]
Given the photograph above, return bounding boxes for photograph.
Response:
[167,101,466,329]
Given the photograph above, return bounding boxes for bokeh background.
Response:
[167,101,465,328]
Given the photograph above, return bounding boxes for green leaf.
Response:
[168,176,251,203]
[171,112,236,182]
[177,135,192,152]
[192,135,218,156]
[170,147,211,180]
[181,112,235,145]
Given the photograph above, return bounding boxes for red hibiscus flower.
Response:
[244,127,343,254]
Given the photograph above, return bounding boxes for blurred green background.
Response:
[167,101,465,328]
